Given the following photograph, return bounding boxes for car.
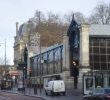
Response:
[44,80,66,96]
[83,88,110,100]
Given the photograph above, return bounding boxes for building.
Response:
[14,20,110,92]
[14,21,40,68]
[29,23,110,91]
[89,25,110,89]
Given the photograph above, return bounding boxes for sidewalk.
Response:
[1,87,46,100]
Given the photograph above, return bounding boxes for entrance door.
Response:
[83,75,95,95]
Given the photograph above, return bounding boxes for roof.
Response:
[31,44,63,58]
[41,44,63,53]
[90,25,110,36]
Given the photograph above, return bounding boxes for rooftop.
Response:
[90,24,110,36]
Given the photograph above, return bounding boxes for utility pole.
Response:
[5,39,6,67]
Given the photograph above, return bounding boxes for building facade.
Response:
[29,24,110,90]
[14,21,110,91]
[14,21,40,68]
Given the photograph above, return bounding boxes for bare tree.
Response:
[26,11,86,47]
[47,12,60,24]
[34,10,46,27]
[0,57,10,65]
[74,12,87,24]
[89,2,110,24]
[64,11,86,24]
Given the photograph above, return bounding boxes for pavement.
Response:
[1,87,83,100]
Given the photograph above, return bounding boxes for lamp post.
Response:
[39,33,42,94]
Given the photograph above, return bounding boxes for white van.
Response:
[44,80,66,96]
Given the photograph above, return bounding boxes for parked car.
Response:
[83,88,110,100]
[44,80,66,96]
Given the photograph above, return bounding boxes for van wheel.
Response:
[45,90,48,95]
[63,92,66,95]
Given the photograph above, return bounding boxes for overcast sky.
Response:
[0,0,109,65]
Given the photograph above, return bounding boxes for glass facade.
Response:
[30,45,63,77]
[89,37,110,70]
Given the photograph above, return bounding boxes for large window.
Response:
[89,37,110,70]
[93,47,99,54]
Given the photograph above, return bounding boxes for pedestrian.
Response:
[73,66,79,89]
[74,76,78,89]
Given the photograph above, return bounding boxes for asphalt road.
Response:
[45,95,82,100]
[0,92,44,100]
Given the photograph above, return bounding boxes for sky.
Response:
[0,0,109,65]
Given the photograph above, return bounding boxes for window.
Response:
[94,55,99,62]
[101,63,107,70]
[93,40,99,46]
[100,55,106,62]
[107,40,110,47]
[100,47,106,54]
[93,47,99,54]
[107,48,110,54]
[89,55,93,61]
[90,38,110,70]
[100,40,106,47]
[94,63,100,70]
[89,47,92,53]
[107,55,110,62]
[108,63,110,70]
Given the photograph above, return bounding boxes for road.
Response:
[0,92,44,100]
[23,88,83,100]
[45,95,82,100]
[1,88,83,100]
